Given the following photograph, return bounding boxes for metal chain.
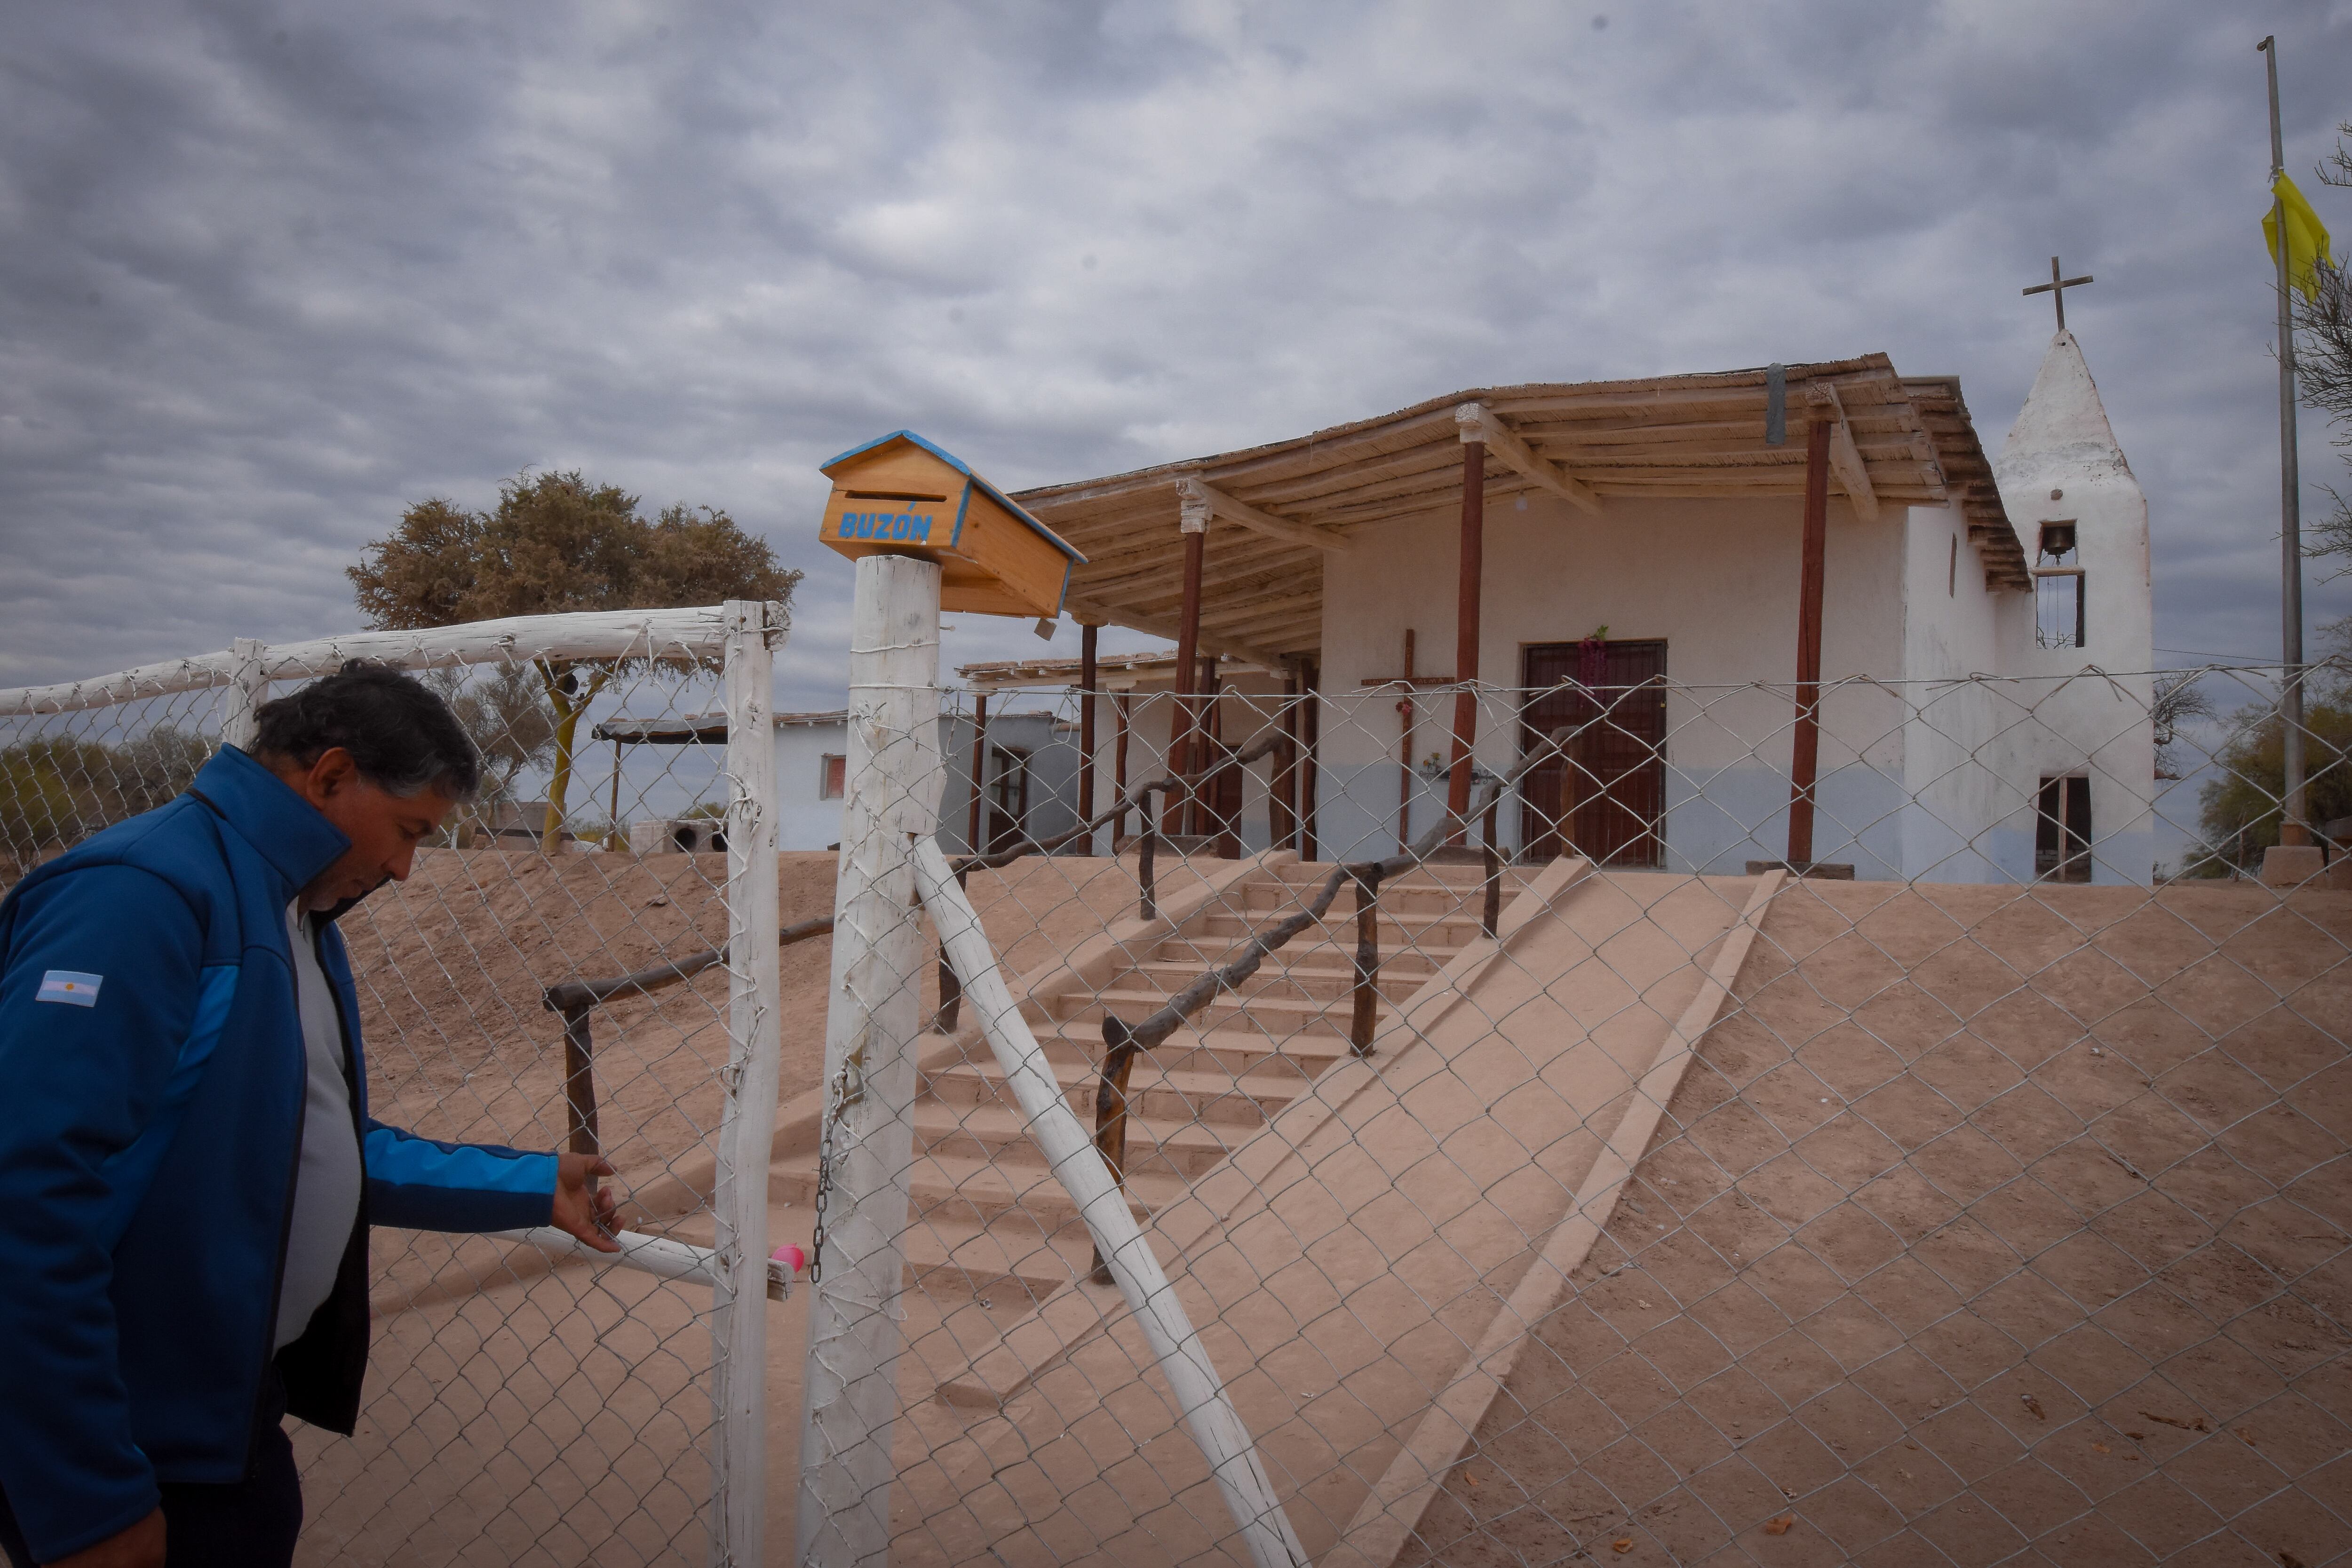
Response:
[807,1059,852,1285]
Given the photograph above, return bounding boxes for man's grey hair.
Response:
[250,661,482,800]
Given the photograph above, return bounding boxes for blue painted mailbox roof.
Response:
[820,430,1085,567]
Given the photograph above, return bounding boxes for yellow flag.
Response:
[2263,171,2333,299]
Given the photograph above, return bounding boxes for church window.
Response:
[1948,533,1958,597]
[2034,522,2084,648]
[2035,775,2092,882]
[819,753,846,799]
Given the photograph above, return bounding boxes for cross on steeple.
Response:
[2021,255,2094,331]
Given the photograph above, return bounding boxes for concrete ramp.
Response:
[902,866,1783,1567]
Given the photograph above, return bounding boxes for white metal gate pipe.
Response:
[912,836,1307,1568]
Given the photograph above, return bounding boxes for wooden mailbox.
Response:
[817,430,1084,619]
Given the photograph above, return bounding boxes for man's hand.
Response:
[50,1507,163,1568]
[552,1152,622,1253]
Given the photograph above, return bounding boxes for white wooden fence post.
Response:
[221,637,268,751]
[713,599,787,1567]
[798,555,944,1568]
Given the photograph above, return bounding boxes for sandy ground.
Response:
[297,863,2352,1567]
[1394,881,2352,1568]
[290,1248,1075,1568]
[296,846,1195,1567]
[339,846,1180,1194]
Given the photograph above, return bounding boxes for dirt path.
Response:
[299,846,1202,1566]
[1395,882,2352,1568]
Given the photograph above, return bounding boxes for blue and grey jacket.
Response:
[0,745,559,1563]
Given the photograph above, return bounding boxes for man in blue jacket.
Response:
[0,663,619,1568]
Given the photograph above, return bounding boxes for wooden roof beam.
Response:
[1077,533,1298,595]
[1114,569,1318,623]
[1809,383,1881,523]
[1062,592,1295,674]
[1456,403,1602,515]
[1217,605,1323,642]
[1176,474,1355,553]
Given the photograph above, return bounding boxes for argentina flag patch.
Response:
[36,971,103,1007]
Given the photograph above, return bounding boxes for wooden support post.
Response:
[714,598,786,1568]
[1350,874,1381,1056]
[1271,669,1299,852]
[933,912,963,1035]
[1481,797,1502,938]
[965,692,989,857]
[1302,660,1321,862]
[1077,622,1098,853]
[1786,413,1833,867]
[1397,628,1417,853]
[1089,1016,1142,1285]
[1198,653,1223,845]
[1138,822,1158,920]
[1446,431,1486,840]
[559,1006,599,1155]
[1113,691,1132,846]
[797,560,942,1568]
[1168,497,1208,834]
[939,691,988,1031]
[608,737,624,849]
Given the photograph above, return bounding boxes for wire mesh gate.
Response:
[7,629,2349,1567]
[0,604,787,1568]
[791,653,2347,1568]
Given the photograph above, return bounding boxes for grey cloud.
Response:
[4,0,2351,702]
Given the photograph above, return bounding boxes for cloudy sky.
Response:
[6,0,2352,711]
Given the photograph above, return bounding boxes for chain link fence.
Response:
[795,649,2348,1568]
[6,622,2347,1567]
[0,606,787,1568]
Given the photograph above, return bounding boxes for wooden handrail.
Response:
[540,913,836,1157]
[1084,720,1587,1281]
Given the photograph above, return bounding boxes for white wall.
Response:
[1986,333,2158,886]
[772,720,850,851]
[1318,491,1911,870]
[1896,501,2016,881]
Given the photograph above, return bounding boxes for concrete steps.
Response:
[923,1059,1308,1129]
[1127,956,1423,1007]
[902,863,1784,1568]
[771,854,1496,1314]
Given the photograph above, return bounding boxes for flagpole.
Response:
[2261,35,2309,850]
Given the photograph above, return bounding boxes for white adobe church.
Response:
[810,330,2156,884]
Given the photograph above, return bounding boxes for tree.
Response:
[2151,669,2218,782]
[424,662,558,804]
[2296,125,2352,576]
[1,726,210,880]
[350,471,800,848]
[2193,626,2352,872]
[2193,699,2352,872]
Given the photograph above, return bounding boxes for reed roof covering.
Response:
[1012,355,2026,670]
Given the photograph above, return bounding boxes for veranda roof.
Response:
[1010,355,2026,671]
[955,648,1270,693]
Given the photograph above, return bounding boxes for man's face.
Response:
[270,748,461,911]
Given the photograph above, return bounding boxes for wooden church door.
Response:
[1518,640,1668,868]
